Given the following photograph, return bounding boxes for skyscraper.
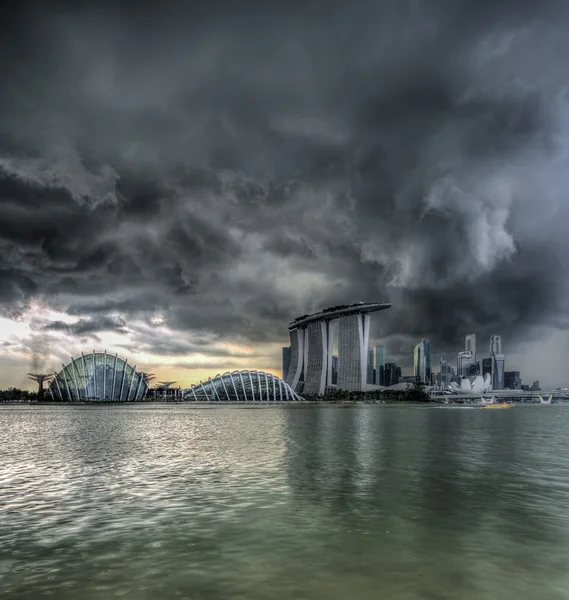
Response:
[490,335,502,355]
[286,302,391,394]
[367,348,374,384]
[465,334,476,361]
[457,351,474,378]
[439,358,454,386]
[414,339,431,384]
[384,363,400,387]
[482,358,492,377]
[414,344,421,381]
[492,354,505,390]
[282,346,291,381]
[374,345,385,385]
[504,371,521,390]
[489,335,504,390]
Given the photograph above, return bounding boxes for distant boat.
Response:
[482,402,514,409]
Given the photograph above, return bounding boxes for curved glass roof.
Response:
[49,351,148,402]
[182,370,303,402]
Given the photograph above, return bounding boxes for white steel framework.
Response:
[182,370,303,402]
[49,352,148,401]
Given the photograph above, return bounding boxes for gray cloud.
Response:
[120,336,263,359]
[43,315,129,335]
[171,362,265,372]
[2,0,569,383]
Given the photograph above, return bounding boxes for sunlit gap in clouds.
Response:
[0,301,283,390]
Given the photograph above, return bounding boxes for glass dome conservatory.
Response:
[182,370,303,402]
[48,351,148,401]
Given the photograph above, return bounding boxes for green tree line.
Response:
[302,382,431,403]
[0,388,41,402]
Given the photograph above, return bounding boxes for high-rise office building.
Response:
[439,358,454,386]
[490,335,502,355]
[492,354,505,390]
[374,345,385,385]
[414,343,421,381]
[384,363,400,387]
[489,335,504,390]
[282,346,292,381]
[465,334,476,361]
[367,348,374,384]
[504,371,521,390]
[457,351,474,378]
[414,339,431,384]
[378,365,385,386]
[482,358,492,377]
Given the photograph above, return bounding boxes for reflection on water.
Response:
[1,405,569,599]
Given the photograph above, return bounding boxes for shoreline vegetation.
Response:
[0,384,555,405]
[1,384,434,405]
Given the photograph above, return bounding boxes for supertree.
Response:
[27,373,54,398]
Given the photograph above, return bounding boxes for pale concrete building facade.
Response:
[285,302,391,395]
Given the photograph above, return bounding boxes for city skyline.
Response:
[0,305,549,392]
[2,1,569,390]
[0,303,545,391]
[282,329,533,392]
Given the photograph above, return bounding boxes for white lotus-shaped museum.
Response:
[450,373,493,393]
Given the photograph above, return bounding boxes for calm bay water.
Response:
[1,404,569,599]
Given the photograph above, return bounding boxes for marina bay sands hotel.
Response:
[285,302,391,395]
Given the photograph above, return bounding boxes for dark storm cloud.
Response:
[1,0,569,370]
[43,315,129,336]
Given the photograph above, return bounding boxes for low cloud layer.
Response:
[2,0,569,387]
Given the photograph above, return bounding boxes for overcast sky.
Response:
[2,0,569,389]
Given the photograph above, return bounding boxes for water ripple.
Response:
[1,404,569,599]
